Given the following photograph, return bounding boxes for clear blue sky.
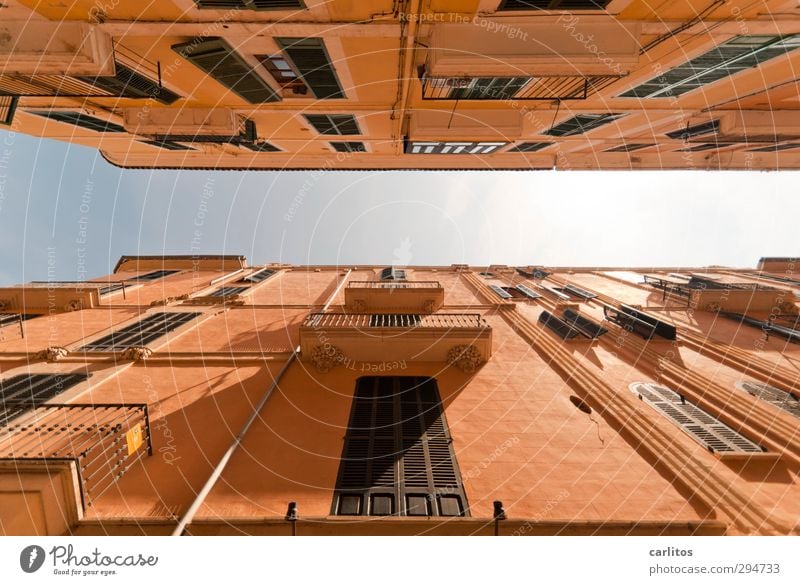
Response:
[0,129,797,285]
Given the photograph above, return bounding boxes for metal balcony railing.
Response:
[0,403,152,508]
[346,281,442,289]
[303,313,488,329]
[420,73,624,101]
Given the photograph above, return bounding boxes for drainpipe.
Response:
[391,0,422,152]
[172,269,352,536]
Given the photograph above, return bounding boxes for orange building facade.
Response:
[1,254,799,536]
[2,0,800,170]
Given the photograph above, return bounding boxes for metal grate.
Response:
[81,312,200,351]
[0,96,17,125]
[333,376,467,517]
[735,380,800,418]
[544,113,623,136]
[304,114,359,135]
[0,403,151,508]
[277,37,344,99]
[0,373,90,427]
[173,37,280,104]
[621,35,800,98]
[304,312,487,329]
[631,382,765,453]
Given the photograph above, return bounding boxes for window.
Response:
[129,269,180,282]
[562,284,597,300]
[140,140,196,151]
[195,0,304,9]
[330,141,366,153]
[489,285,513,299]
[544,113,623,136]
[276,38,344,99]
[77,63,181,105]
[621,35,800,98]
[515,284,542,299]
[31,111,125,133]
[80,312,200,351]
[406,141,508,154]
[539,285,571,301]
[678,142,739,152]
[666,120,719,140]
[736,381,800,418]
[605,143,655,152]
[720,312,800,343]
[368,314,421,327]
[562,308,608,339]
[538,311,580,340]
[304,114,359,135]
[749,143,800,152]
[604,305,677,340]
[511,142,552,152]
[0,373,90,427]
[240,268,275,283]
[380,267,406,281]
[1,96,17,125]
[207,286,248,297]
[630,382,764,453]
[332,377,468,517]
[98,283,126,296]
[257,55,308,95]
[172,37,280,104]
[498,0,610,9]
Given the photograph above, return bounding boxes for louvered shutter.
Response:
[631,382,764,453]
[277,38,344,99]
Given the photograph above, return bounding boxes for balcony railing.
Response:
[347,281,441,289]
[420,73,624,101]
[303,312,487,329]
[0,404,152,508]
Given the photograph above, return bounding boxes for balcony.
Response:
[420,74,623,101]
[299,313,492,373]
[0,281,129,314]
[0,404,151,534]
[344,281,444,313]
[643,274,797,313]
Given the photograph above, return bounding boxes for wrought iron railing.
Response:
[303,313,487,329]
[420,73,624,101]
[346,281,441,289]
[0,403,152,508]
